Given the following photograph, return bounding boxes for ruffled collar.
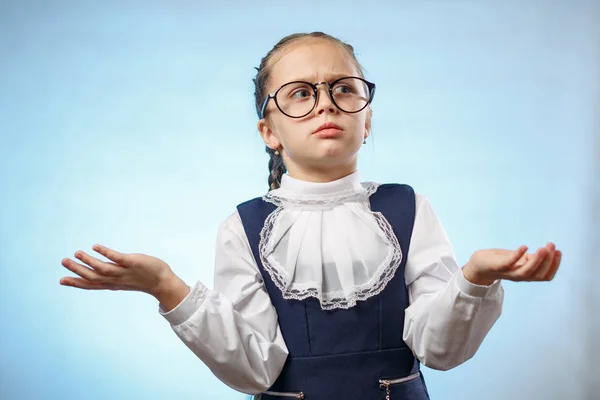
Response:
[264,171,379,209]
[257,170,401,310]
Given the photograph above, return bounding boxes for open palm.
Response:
[465,243,562,284]
[60,244,172,296]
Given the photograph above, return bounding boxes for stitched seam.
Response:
[304,302,312,355]
[378,295,382,350]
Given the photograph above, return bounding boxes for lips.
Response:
[313,122,343,138]
[313,122,342,134]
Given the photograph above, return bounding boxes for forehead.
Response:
[268,39,359,90]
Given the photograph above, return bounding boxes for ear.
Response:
[257,118,281,150]
[364,106,372,139]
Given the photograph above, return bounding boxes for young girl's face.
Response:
[258,38,371,179]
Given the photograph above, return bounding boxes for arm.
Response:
[402,194,503,370]
[158,212,288,394]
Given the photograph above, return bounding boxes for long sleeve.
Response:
[158,212,289,394]
[402,194,504,370]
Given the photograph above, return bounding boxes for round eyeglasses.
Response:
[260,76,376,119]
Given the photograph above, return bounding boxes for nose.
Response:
[314,83,338,115]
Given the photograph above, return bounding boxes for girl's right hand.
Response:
[60,244,190,309]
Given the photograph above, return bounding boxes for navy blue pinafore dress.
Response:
[237,184,430,400]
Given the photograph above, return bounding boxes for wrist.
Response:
[151,272,190,312]
[462,263,497,286]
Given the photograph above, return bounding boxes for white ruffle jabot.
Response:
[261,175,402,310]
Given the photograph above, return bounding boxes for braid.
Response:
[266,146,286,190]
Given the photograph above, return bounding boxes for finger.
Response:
[501,245,529,271]
[512,245,529,262]
[531,249,555,281]
[544,250,562,280]
[532,243,556,280]
[509,250,530,270]
[61,258,104,283]
[507,247,547,281]
[92,244,127,265]
[523,248,552,280]
[60,277,116,290]
[74,251,123,277]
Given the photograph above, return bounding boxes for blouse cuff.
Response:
[159,281,209,326]
[456,269,501,298]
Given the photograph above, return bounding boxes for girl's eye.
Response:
[291,89,312,99]
[333,85,354,94]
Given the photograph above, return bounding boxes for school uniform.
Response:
[159,171,503,399]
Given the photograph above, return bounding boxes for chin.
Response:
[315,140,361,160]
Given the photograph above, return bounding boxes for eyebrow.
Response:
[291,72,352,83]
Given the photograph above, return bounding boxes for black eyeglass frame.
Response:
[259,76,376,119]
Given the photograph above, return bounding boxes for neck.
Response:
[285,162,357,183]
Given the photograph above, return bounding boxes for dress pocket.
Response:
[379,371,427,400]
[260,390,305,399]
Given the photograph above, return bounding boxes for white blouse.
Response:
[158,172,504,395]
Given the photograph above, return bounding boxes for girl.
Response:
[60,32,562,400]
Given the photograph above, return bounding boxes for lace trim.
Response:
[263,182,380,209]
[258,204,403,310]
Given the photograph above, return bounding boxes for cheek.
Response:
[271,118,308,148]
[349,114,368,136]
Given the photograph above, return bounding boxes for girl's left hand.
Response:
[463,243,562,286]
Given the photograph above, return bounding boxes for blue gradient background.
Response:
[1,1,598,399]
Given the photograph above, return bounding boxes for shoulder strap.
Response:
[369,183,417,349]
[369,183,416,258]
[236,196,277,274]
